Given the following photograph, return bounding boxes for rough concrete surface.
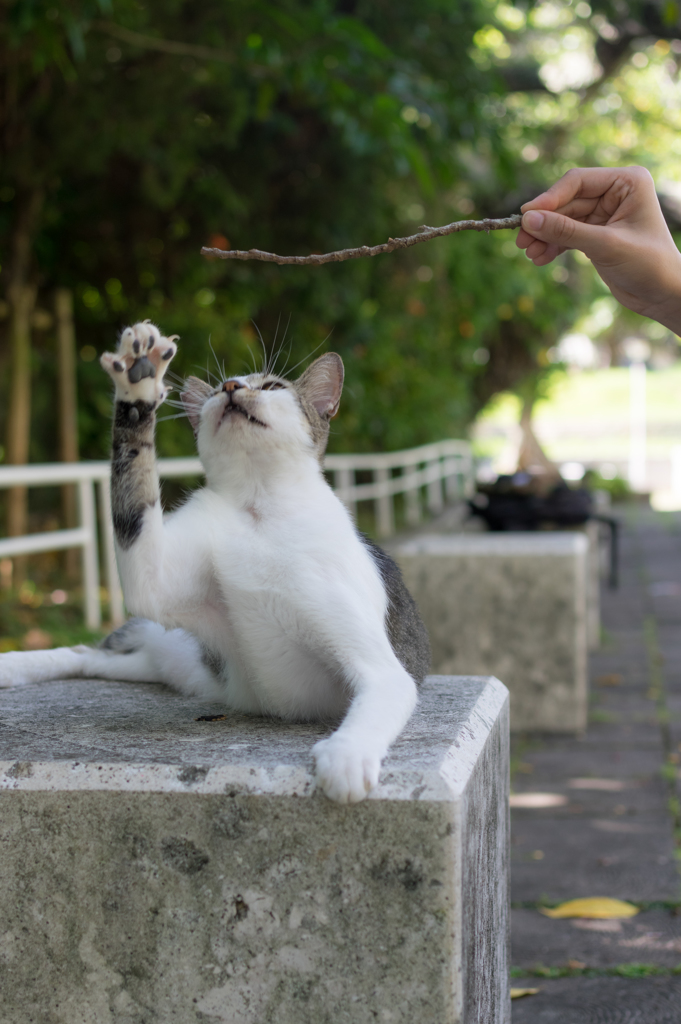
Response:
[393,532,588,732]
[0,674,510,1024]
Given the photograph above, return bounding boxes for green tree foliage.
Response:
[4,0,663,474]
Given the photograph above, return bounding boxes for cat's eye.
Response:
[260,381,285,390]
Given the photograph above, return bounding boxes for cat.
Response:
[0,321,430,803]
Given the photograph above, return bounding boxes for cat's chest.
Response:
[199,494,355,597]
[213,510,332,591]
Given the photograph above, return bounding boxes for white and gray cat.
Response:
[0,322,430,802]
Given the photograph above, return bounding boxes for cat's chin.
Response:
[217,405,268,431]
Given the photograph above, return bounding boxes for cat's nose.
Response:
[222,379,245,393]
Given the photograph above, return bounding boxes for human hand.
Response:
[516,166,681,333]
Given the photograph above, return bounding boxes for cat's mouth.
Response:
[220,399,268,429]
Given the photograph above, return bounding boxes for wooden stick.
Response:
[200,214,522,266]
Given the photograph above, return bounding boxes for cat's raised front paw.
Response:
[101,321,178,405]
[312,735,381,804]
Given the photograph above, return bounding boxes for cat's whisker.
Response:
[251,320,268,376]
[285,332,333,378]
[269,314,294,377]
[208,336,226,384]
[156,412,191,422]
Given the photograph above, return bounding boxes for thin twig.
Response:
[94,21,233,62]
[200,214,522,266]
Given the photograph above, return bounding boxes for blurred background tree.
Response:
[2,0,681,539]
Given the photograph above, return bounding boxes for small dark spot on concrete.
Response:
[195,714,227,722]
[411,784,427,799]
[160,837,209,875]
[291,978,315,1001]
[445,822,454,836]
[429,878,443,887]
[397,860,424,891]
[7,761,33,779]
[370,855,424,891]
[213,803,250,839]
[177,765,209,785]
[234,895,249,920]
[130,834,151,859]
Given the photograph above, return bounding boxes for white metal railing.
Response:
[0,439,472,630]
[325,439,473,536]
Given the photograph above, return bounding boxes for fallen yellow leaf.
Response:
[511,988,539,999]
[540,897,639,919]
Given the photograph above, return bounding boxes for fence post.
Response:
[426,459,445,516]
[405,466,421,527]
[97,476,125,627]
[444,456,461,501]
[375,466,394,537]
[78,479,101,630]
[336,468,357,520]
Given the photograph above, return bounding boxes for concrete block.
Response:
[392,533,588,733]
[0,674,510,1024]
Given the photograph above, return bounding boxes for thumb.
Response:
[521,209,608,259]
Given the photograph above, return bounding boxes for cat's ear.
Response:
[295,353,344,420]
[181,376,214,433]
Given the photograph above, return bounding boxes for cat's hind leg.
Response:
[81,619,226,700]
[0,619,226,700]
[0,646,92,688]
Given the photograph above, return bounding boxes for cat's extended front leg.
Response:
[100,322,177,620]
[313,646,418,804]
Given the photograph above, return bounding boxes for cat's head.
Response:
[180,352,344,468]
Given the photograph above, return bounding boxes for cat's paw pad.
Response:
[312,736,381,804]
[101,321,178,405]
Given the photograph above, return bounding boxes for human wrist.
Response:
[642,290,681,335]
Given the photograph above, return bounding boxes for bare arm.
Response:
[516,165,681,334]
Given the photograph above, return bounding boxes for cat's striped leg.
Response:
[100,322,177,621]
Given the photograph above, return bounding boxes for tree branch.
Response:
[200,214,522,266]
[94,21,233,63]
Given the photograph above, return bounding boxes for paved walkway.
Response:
[511,508,681,1023]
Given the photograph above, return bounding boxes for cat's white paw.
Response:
[100,321,178,405]
[312,735,381,804]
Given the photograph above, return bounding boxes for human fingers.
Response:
[521,166,637,216]
[516,227,565,264]
[520,209,610,259]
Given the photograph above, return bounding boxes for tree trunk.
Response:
[4,189,43,583]
[6,281,37,535]
[518,397,561,493]
[55,288,79,579]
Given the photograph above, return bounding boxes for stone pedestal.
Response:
[393,533,588,733]
[0,674,509,1024]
